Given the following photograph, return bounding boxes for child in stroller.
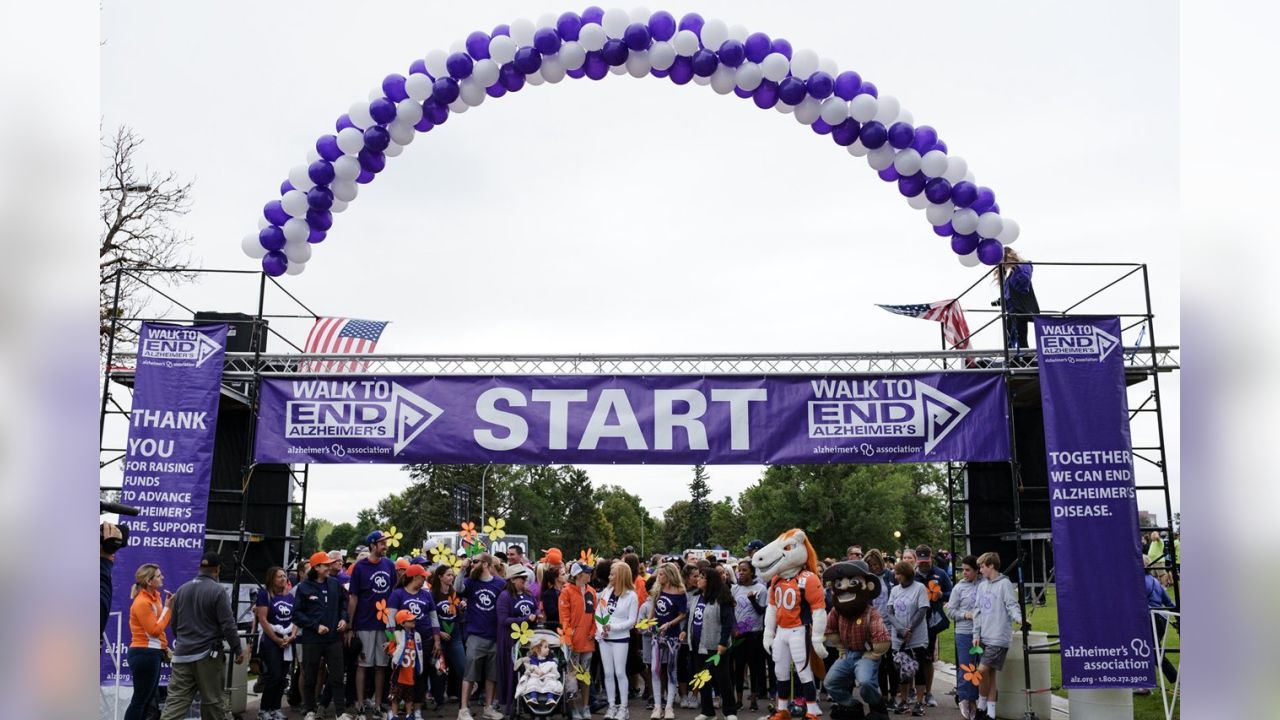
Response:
[513,630,567,717]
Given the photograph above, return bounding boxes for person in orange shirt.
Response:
[558,562,600,720]
[126,563,173,720]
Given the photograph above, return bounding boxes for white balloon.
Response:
[818,57,839,76]
[460,77,486,105]
[926,202,955,226]
[543,54,568,82]
[908,193,931,209]
[281,190,309,218]
[579,23,607,51]
[284,238,312,264]
[849,94,878,123]
[896,109,914,126]
[951,208,979,235]
[388,121,415,145]
[395,99,423,127]
[449,97,471,112]
[673,29,700,56]
[405,72,433,101]
[819,97,849,125]
[735,62,763,91]
[625,50,649,78]
[728,24,749,42]
[284,260,307,276]
[964,170,976,184]
[997,218,1021,245]
[331,180,358,202]
[609,63,628,76]
[920,150,949,179]
[775,96,792,111]
[794,96,821,124]
[336,127,365,155]
[872,95,900,125]
[449,40,466,55]
[368,88,384,102]
[942,156,969,184]
[383,142,404,157]
[330,199,348,214]
[561,41,587,70]
[760,52,790,82]
[489,35,517,64]
[333,155,360,181]
[847,139,869,157]
[288,165,315,192]
[630,7,651,23]
[257,216,270,230]
[282,218,310,244]
[893,149,922,176]
[242,232,267,259]
[977,212,1005,239]
[472,59,500,87]
[348,101,374,129]
[959,252,981,268]
[510,19,536,47]
[700,19,729,52]
[425,49,449,79]
[305,148,320,164]
[525,71,546,85]
[602,8,629,38]
[790,49,819,79]
[693,73,711,86]
[649,41,675,70]
[710,64,737,94]
[867,145,896,171]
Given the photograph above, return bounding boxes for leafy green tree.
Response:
[595,485,649,554]
[687,465,712,547]
[659,501,693,553]
[324,522,357,556]
[709,496,745,551]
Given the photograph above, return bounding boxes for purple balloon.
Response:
[924,178,953,204]
[259,226,286,251]
[899,172,927,197]
[831,118,861,147]
[263,200,290,226]
[382,74,408,102]
[357,148,385,174]
[409,58,429,77]
[514,46,543,73]
[308,229,327,244]
[466,31,492,59]
[977,238,1005,265]
[691,48,718,77]
[316,135,342,162]
[446,52,474,79]
[858,121,887,149]
[990,203,999,214]
[951,233,980,256]
[877,166,899,182]
[355,169,374,184]
[933,221,954,237]
[732,85,752,98]
[769,38,793,59]
[567,67,588,79]
[362,126,391,152]
[717,39,745,67]
[935,139,948,154]
[557,12,583,41]
[432,77,460,104]
[834,71,862,100]
[335,114,356,132]
[887,122,915,150]
[971,187,996,214]
[279,180,294,195]
[534,27,562,55]
[601,39,629,66]
[678,12,704,35]
[306,209,333,231]
[499,62,526,91]
[491,23,510,37]
[649,67,669,78]
[648,10,676,40]
[777,76,807,105]
[422,99,449,124]
[584,51,608,80]
[623,22,651,51]
[752,79,779,109]
[806,72,834,99]
[744,32,771,63]
[811,118,833,135]
[262,252,288,277]
[414,113,436,132]
[307,186,334,210]
[308,160,336,186]
[668,55,693,84]
[951,181,978,208]
[486,82,507,98]
[859,81,878,98]
[911,125,939,154]
[581,6,604,25]
[369,98,397,124]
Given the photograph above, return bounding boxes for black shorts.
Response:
[926,628,940,654]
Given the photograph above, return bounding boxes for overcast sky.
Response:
[100,1,1179,527]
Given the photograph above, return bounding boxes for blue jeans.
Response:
[823,651,881,708]
[954,633,979,701]
[124,647,165,720]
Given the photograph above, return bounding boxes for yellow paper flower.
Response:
[483,516,507,541]
[510,621,534,646]
[573,665,591,684]
[409,547,422,558]
[636,618,657,631]
[690,668,712,691]
[580,548,596,567]
[385,526,404,548]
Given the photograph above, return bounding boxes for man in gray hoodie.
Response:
[970,552,1028,720]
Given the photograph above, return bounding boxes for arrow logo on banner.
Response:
[1092,326,1120,362]
[392,384,444,455]
[918,383,971,453]
[194,334,223,367]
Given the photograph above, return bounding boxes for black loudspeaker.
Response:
[964,404,1053,585]
[194,311,268,353]
[205,395,293,584]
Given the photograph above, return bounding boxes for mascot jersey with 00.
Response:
[752,528,829,719]
[769,571,826,629]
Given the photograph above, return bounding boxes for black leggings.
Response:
[302,641,347,713]
[697,650,739,716]
[257,636,289,711]
[733,631,768,700]
[124,648,165,720]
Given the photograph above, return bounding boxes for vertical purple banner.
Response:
[1036,316,1156,689]
[100,322,227,688]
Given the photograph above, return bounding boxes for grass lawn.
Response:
[936,587,1179,719]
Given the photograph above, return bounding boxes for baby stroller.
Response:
[512,628,570,719]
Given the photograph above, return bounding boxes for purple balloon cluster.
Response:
[252,7,1015,276]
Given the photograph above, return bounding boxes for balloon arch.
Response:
[243,7,1021,277]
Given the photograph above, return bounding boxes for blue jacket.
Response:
[1144,575,1175,610]
[294,576,349,644]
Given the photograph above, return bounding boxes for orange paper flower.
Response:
[376,599,389,624]
[961,663,983,685]
[927,580,943,602]
[580,548,596,566]
[460,521,478,544]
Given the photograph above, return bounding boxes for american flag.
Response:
[302,317,389,372]
[877,300,972,350]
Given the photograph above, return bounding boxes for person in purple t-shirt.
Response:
[387,564,442,713]
[453,553,509,720]
[347,530,398,717]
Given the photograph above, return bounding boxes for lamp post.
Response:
[893,530,903,554]
[480,462,493,526]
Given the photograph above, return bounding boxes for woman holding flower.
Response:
[497,564,541,714]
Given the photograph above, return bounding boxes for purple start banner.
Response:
[101,322,227,687]
[1036,316,1156,689]
[254,373,1010,465]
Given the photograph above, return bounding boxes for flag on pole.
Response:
[302,317,389,372]
[877,300,972,350]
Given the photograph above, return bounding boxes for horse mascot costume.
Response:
[751,529,828,720]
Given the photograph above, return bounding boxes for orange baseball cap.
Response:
[309,551,331,567]
[396,609,415,625]
[542,548,563,565]
[405,564,427,578]
[395,557,410,570]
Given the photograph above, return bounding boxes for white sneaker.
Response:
[481,707,504,720]
[618,707,630,720]
[305,713,318,720]
[651,706,662,719]
[458,708,475,720]
[663,704,676,720]
[695,715,712,720]
[726,716,738,720]
[337,714,356,720]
